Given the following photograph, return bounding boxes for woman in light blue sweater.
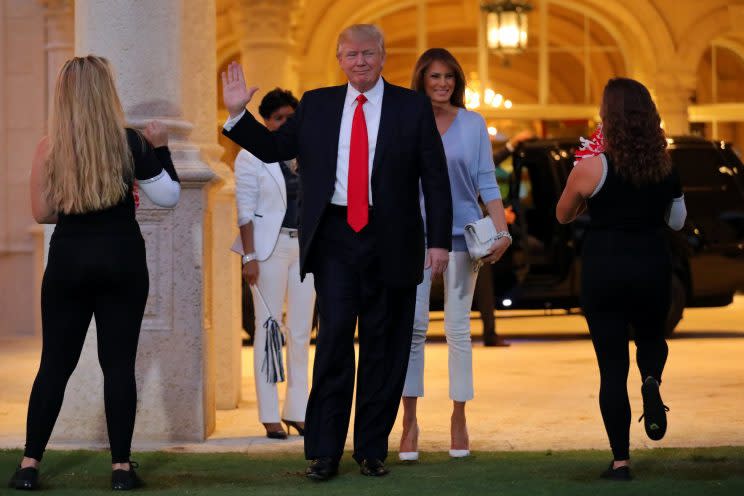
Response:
[399,48,511,460]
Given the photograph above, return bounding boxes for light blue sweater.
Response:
[422,108,501,251]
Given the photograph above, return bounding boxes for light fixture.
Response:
[465,73,512,111]
[481,1,533,54]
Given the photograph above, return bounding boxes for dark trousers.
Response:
[581,230,671,461]
[304,206,416,463]
[24,232,149,463]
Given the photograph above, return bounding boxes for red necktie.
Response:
[348,94,369,232]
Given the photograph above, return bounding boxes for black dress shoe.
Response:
[8,466,39,490]
[639,377,669,441]
[359,459,389,477]
[600,462,632,481]
[305,457,338,481]
[112,462,144,491]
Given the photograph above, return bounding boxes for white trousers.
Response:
[403,251,478,402]
[251,232,316,423]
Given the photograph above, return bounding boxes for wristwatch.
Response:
[241,253,258,265]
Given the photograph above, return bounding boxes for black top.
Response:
[54,128,179,236]
[279,161,300,229]
[223,80,452,286]
[587,154,682,232]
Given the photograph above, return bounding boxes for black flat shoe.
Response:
[8,466,39,490]
[112,462,143,491]
[282,420,305,436]
[305,457,338,481]
[639,376,669,441]
[359,458,389,477]
[600,462,632,481]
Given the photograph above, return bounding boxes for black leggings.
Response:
[24,232,149,464]
[581,231,671,461]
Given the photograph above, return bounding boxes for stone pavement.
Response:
[1,296,743,457]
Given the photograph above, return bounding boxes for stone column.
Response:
[51,0,218,445]
[36,0,74,336]
[206,159,242,410]
[42,0,73,116]
[233,0,297,113]
[186,0,242,411]
[655,70,696,136]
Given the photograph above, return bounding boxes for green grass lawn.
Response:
[2,448,743,495]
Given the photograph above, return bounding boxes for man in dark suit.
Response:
[221,24,452,480]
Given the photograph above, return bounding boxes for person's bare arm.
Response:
[240,222,259,285]
[481,199,511,264]
[556,155,603,224]
[30,137,57,224]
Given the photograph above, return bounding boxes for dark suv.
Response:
[432,136,744,335]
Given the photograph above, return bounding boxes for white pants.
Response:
[251,232,316,423]
[403,251,478,402]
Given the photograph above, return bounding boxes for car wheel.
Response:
[665,273,686,337]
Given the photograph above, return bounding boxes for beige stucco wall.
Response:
[0,0,46,339]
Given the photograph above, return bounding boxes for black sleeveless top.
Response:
[586,154,682,232]
[54,128,179,237]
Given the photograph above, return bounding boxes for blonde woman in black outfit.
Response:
[557,78,686,481]
[8,55,180,491]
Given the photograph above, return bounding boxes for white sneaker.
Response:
[398,451,419,461]
[448,449,470,458]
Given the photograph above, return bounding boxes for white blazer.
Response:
[234,149,289,261]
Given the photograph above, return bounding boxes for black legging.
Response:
[24,232,148,464]
[581,230,671,461]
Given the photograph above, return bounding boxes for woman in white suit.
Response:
[235,88,315,439]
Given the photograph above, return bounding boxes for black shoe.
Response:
[359,459,389,477]
[8,466,39,490]
[266,429,288,440]
[639,377,669,441]
[112,462,144,491]
[282,420,305,436]
[483,336,511,347]
[600,462,632,481]
[305,457,338,481]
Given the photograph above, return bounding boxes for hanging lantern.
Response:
[482,1,532,54]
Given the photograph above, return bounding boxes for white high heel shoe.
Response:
[398,424,420,461]
[450,421,470,458]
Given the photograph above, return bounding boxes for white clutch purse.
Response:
[463,217,511,260]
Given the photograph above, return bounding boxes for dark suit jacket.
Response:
[223,79,452,287]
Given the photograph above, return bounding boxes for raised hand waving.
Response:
[221,61,259,118]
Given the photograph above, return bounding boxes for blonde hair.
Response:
[336,24,385,57]
[45,55,133,214]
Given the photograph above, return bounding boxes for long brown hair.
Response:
[45,55,133,214]
[601,77,671,186]
[411,48,466,108]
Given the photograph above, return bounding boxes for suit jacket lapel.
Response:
[371,80,397,192]
[327,85,347,178]
[264,162,287,207]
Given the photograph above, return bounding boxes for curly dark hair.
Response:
[601,78,671,186]
[258,88,298,120]
[411,48,466,108]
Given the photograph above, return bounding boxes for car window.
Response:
[671,146,744,211]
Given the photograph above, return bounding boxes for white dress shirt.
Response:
[331,76,384,206]
[223,76,385,206]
